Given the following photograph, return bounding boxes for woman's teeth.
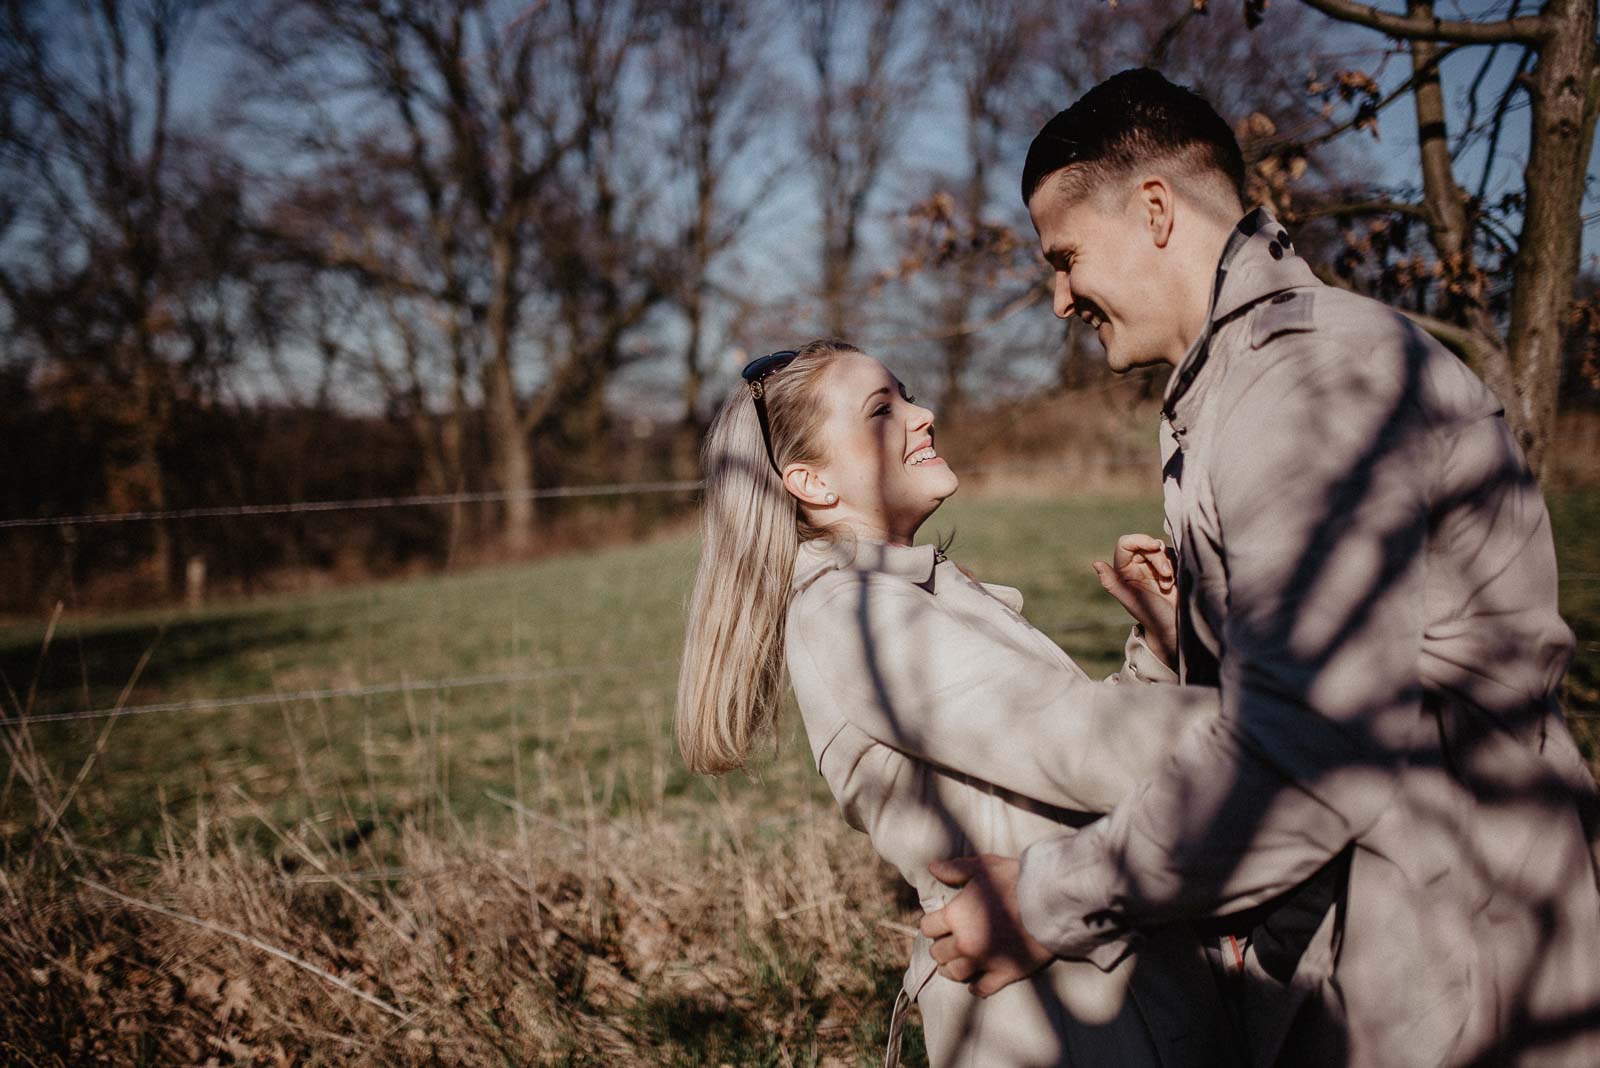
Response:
[1080,308,1104,329]
[907,447,939,466]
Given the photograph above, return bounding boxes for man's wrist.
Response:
[1017,829,1132,970]
[1125,625,1180,683]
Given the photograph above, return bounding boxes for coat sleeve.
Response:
[1017,335,1434,958]
[787,577,1215,816]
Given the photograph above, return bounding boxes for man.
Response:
[921,69,1600,1066]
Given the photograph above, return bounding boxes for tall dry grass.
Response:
[1,698,916,1066]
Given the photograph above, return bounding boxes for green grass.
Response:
[1549,491,1600,760]
[1,490,1596,1066]
[2,490,1595,853]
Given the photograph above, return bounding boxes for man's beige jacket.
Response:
[786,538,1232,1067]
[1016,209,1600,1067]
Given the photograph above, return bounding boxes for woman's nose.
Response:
[908,404,935,430]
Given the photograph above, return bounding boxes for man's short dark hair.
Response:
[1021,68,1246,210]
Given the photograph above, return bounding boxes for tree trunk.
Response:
[484,230,533,553]
[1503,0,1599,476]
[1407,9,1515,406]
[680,292,707,473]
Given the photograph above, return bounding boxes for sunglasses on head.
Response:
[741,349,799,476]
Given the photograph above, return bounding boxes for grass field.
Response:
[2,489,1596,1065]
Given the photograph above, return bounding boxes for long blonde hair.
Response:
[676,340,858,774]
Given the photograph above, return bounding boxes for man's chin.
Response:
[1104,347,1165,374]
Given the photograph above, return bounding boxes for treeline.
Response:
[2,0,1596,610]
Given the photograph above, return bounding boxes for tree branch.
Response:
[1393,306,1505,366]
[1472,50,1535,202]
[1285,198,1430,222]
[1295,0,1548,45]
[1246,43,1462,164]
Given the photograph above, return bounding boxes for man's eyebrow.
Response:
[861,386,891,411]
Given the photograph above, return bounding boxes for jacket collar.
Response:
[791,536,939,594]
[1163,207,1321,432]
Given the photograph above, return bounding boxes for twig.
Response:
[230,786,416,946]
[1295,0,1548,46]
[42,630,163,839]
[484,788,585,845]
[77,877,409,1020]
[774,893,846,921]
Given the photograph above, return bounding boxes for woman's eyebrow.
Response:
[860,386,891,411]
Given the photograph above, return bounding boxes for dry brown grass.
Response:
[0,622,916,1068]
[1,781,915,1066]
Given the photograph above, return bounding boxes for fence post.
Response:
[185,555,206,610]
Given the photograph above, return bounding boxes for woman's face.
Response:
[802,352,959,543]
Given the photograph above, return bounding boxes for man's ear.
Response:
[782,463,832,508]
[1139,177,1176,249]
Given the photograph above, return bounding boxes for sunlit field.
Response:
[2,489,1595,1065]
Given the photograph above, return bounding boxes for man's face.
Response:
[1027,177,1172,372]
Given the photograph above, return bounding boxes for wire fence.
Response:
[3,471,1594,735]
[3,661,681,726]
[0,479,707,530]
[0,458,1161,532]
[3,611,1143,727]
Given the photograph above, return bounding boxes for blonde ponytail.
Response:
[676,341,856,774]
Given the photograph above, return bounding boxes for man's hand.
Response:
[1093,533,1178,667]
[919,855,1054,998]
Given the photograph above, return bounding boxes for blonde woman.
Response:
[677,339,1231,1067]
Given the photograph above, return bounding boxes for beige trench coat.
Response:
[1016,209,1600,1067]
[786,538,1234,1067]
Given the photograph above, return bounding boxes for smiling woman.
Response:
[675,339,963,776]
[674,339,1230,1065]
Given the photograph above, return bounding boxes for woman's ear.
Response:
[781,463,835,508]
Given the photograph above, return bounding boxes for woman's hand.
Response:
[1092,534,1178,669]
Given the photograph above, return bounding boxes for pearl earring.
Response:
[823,492,838,505]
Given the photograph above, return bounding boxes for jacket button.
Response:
[1268,241,1284,260]
[1277,230,1290,246]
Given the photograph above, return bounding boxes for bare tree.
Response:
[241,0,670,551]
[0,0,235,589]
[651,0,776,443]
[1277,0,1600,476]
[918,0,1049,422]
[518,0,676,485]
[798,0,917,337]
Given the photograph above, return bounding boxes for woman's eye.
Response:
[872,404,891,417]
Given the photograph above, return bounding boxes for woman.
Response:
[677,339,1228,1067]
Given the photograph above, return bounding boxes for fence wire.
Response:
[6,661,678,726]
[0,459,1164,531]
[0,479,706,530]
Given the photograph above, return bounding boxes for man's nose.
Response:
[1052,273,1075,320]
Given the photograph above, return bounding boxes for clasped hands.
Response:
[1093,532,1179,668]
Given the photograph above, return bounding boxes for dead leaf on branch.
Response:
[1570,299,1600,390]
